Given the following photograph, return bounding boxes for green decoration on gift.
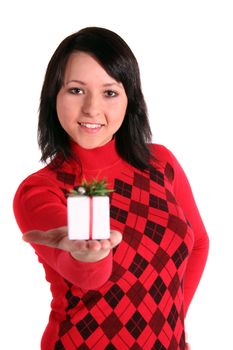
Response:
[69,178,114,197]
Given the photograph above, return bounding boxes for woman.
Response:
[13,27,208,349]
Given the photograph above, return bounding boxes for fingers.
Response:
[86,240,104,251]
[22,228,122,256]
[110,230,122,247]
[76,230,122,251]
[185,332,191,350]
[68,230,122,252]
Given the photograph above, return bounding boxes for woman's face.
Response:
[56,51,128,149]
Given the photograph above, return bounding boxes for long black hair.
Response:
[38,27,154,170]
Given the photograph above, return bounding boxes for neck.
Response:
[69,138,122,171]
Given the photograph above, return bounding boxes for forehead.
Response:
[64,52,113,80]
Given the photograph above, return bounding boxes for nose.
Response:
[82,93,101,117]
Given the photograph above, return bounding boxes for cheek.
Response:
[56,96,77,123]
[117,104,127,126]
[119,96,128,119]
[110,99,127,124]
[56,90,63,110]
[56,95,65,121]
[109,112,125,132]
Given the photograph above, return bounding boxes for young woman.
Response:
[13,27,209,350]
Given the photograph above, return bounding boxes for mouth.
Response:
[78,122,105,134]
[78,122,104,129]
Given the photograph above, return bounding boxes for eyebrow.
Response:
[65,79,123,88]
[65,79,86,85]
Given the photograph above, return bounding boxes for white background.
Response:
[0,1,232,349]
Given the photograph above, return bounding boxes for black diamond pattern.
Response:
[78,344,89,350]
[167,304,179,331]
[152,339,166,350]
[150,168,164,186]
[129,253,148,278]
[172,242,188,268]
[76,313,98,340]
[179,331,186,349]
[126,311,146,339]
[55,340,65,350]
[105,344,117,350]
[58,315,73,337]
[144,220,165,244]
[149,276,167,304]
[149,194,168,212]
[65,290,80,311]
[110,205,128,223]
[115,179,132,198]
[104,284,124,309]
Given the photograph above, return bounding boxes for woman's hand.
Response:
[185,332,191,350]
[23,227,122,262]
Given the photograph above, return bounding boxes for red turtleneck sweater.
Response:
[13,140,209,350]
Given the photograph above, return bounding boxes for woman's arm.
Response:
[13,174,121,289]
[165,147,209,315]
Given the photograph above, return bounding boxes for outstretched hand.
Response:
[23,227,122,262]
[185,332,191,350]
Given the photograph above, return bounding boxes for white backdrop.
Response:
[0,1,232,349]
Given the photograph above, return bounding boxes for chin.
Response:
[77,137,112,150]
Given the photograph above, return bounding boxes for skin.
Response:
[56,51,128,149]
[23,227,122,262]
[24,52,127,262]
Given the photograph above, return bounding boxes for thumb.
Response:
[23,230,48,244]
[23,226,68,245]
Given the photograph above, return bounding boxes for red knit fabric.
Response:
[13,140,209,350]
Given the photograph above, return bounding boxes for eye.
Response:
[104,90,118,97]
[69,87,84,95]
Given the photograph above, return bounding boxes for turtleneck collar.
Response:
[69,138,122,171]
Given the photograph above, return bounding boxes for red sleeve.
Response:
[13,173,112,290]
[158,146,209,315]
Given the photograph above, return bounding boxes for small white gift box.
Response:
[67,195,110,240]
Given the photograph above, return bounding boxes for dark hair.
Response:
[38,26,154,170]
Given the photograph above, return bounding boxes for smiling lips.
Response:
[78,122,104,133]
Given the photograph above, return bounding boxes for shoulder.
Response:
[149,143,179,170]
[13,164,67,219]
[149,143,174,163]
[15,165,58,196]
[148,143,183,183]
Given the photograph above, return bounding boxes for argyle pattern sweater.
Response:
[13,140,209,350]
